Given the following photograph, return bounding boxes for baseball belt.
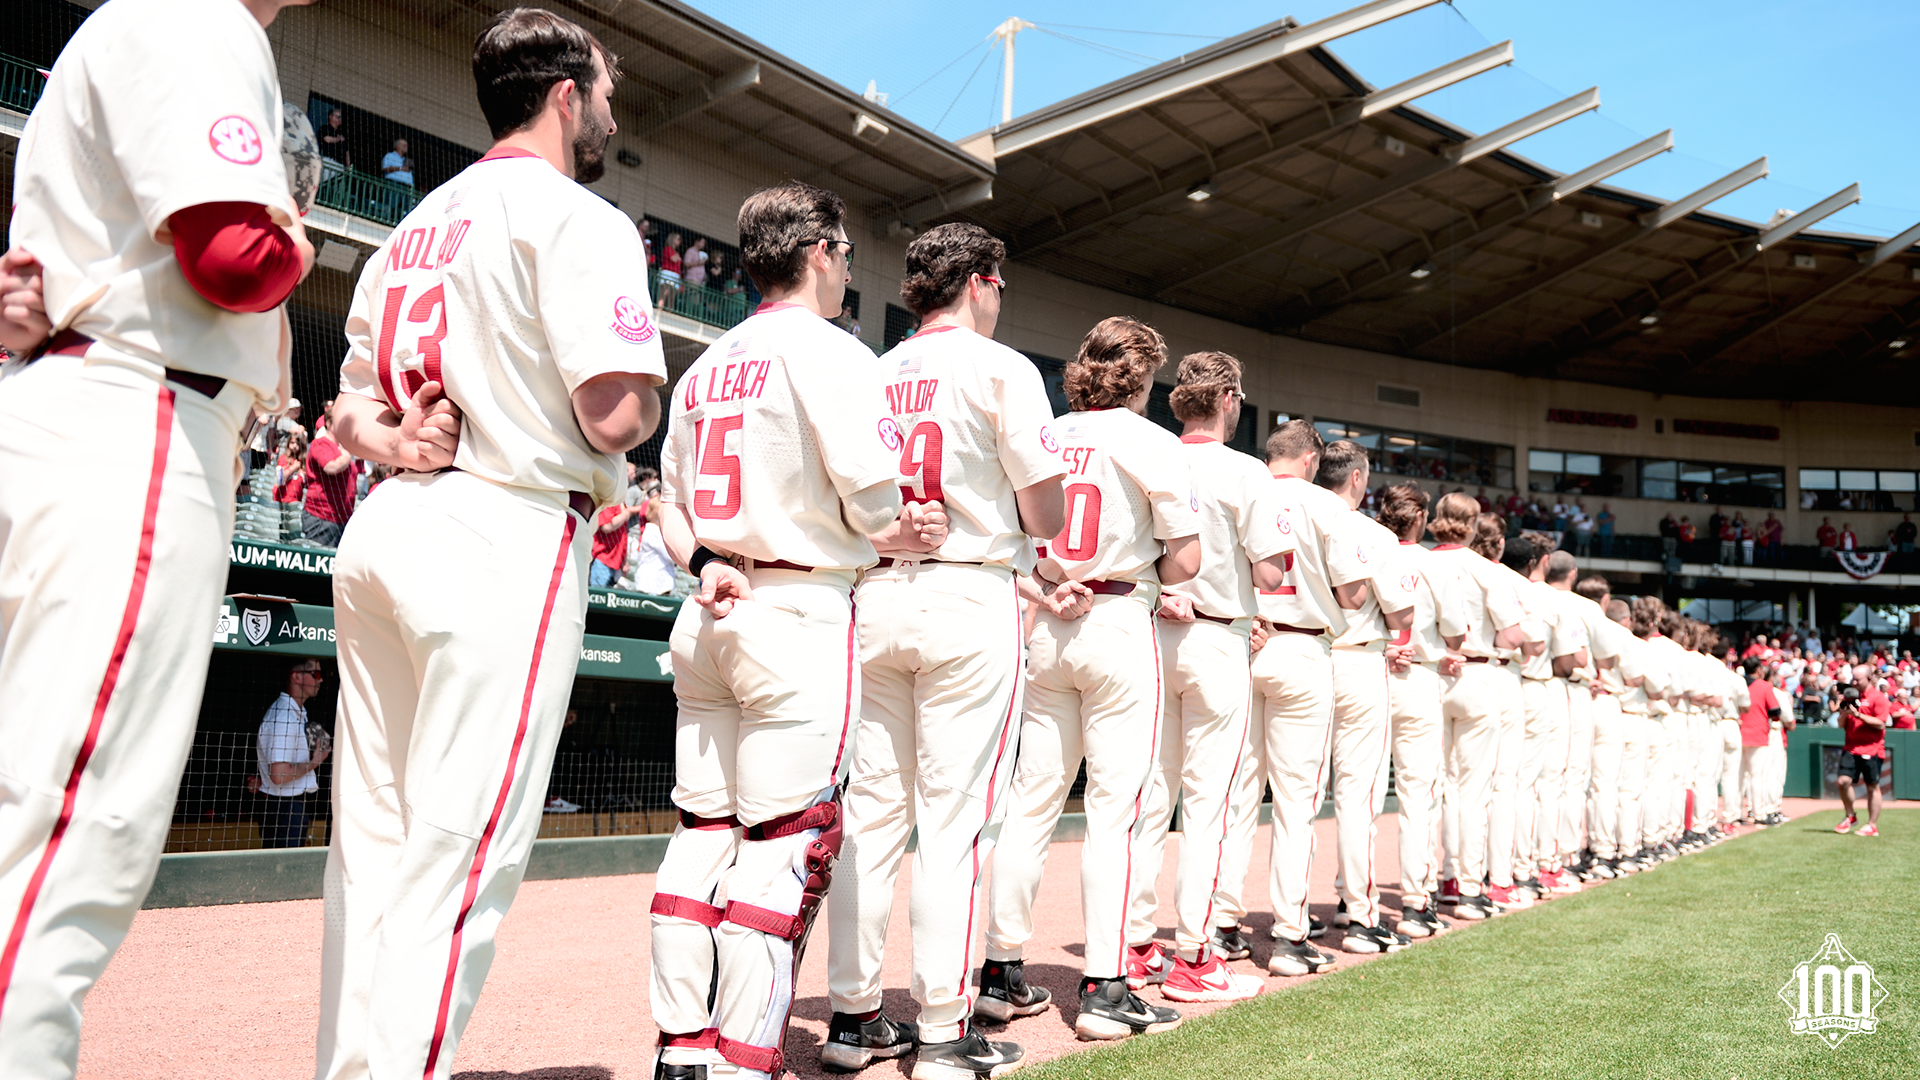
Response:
[29,329,228,400]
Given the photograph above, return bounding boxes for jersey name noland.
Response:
[385,219,472,273]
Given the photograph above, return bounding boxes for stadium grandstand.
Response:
[3,0,1916,867]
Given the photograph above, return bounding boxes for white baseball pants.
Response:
[1688,709,1714,832]
[319,472,588,1080]
[1518,678,1568,876]
[1388,662,1444,908]
[1131,616,1254,962]
[1329,644,1393,929]
[827,562,1023,1044]
[1484,666,1526,889]
[1715,719,1742,827]
[1558,682,1594,863]
[1585,693,1625,860]
[1614,709,1650,855]
[653,564,859,1078]
[1439,663,1504,896]
[1227,631,1333,943]
[986,590,1162,981]
[0,353,246,1080]
[1644,715,1678,847]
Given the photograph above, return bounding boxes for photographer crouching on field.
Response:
[1833,663,1889,837]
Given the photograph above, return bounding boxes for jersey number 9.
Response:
[898,420,944,503]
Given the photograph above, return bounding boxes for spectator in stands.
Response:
[1801,487,1819,510]
[1761,511,1783,565]
[318,107,350,184]
[1571,500,1593,556]
[380,137,414,219]
[1596,503,1616,556]
[302,403,360,547]
[1660,511,1679,558]
[656,231,683,310]
[1716,511,1736,564]
[627,481,676,594]
[257,660,331,849]
[1839,522,1858,552]
[1474,487,1493,513]
[640,218,656,267]
[590,500,639,589]
[1817,516,1838,556]
[722,265,747,299]
[683,235,708,288]
[275,431,309,503]
[245,398,303,471]
[1895,513,1917,554]
[1678,515,1697,546]
[1737,514,1755,565]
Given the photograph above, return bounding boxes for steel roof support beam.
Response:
[1267,129,1671,329]
[1682,219,1920,370]
[991,0,1444,157]
[1002,41,1513,259]
[1406,156,1767,353]
[631,62,761,138]
[1524,181,1860,373]
[1149,87,1598,301]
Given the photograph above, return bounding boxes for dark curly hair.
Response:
[900,223,1005,316]
[738,182,846,295]
[1169,351,1240,424]
[1064,317,1165,411]
[1375,483,1431,540]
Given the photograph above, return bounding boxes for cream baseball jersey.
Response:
[1396,542,1468,663]
[1645,635,1691,713]
[1034,408,1197,586]
[341,151,665,508]
[876,325,1065,573]
[1496,564,1548,664]
[1520,580,1584,679]
[1591,612,1637,695]
[1427,546,1525,659]
[1168,437,1294,620]
[12,0,293,407]
[1328,513,1418,648]
[661,303,899,570]
[1256,476,1358,635]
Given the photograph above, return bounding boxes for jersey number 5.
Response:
[898,420,944,503]
[1055,482,1102,561]
[692,415,743,520]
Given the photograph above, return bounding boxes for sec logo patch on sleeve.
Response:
[1039,425,1060,453]
[1277,512,1293,535]
[208,116,264,165]
[610,297,657,344]
[878,417,903,451]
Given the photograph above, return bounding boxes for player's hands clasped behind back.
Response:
[395,380,463,472]
[0,247,51,358]
[694,560,753,619]
[1040,579,1095,620]
[1156,592,1195,623]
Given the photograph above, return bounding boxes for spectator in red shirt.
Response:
[1835,664,1888,836]
[1738,658,1784,824]
[1474,487,1493,513]
[302,404,360,547]
[274,430,309,504]
[1838,523,1858,551]
[1816,517,1838,555]
[589,501,640,589]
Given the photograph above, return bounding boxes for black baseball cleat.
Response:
[820,1011,918,1072]
[1342,923,1408,954]
[1450,893,1495,921]
[1332,899,1352,927]
[1074,977,1181,1041]
[974,960,1051,1023]
[1309,915,1328,938]
[1267,936,1336,976]
[911,1030,1023,1080]
[1395,901,1448,938]
[654,1063,706,1080]
[1209,925,1252,961]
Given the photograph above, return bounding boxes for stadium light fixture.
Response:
[1409,261,1437,279]
[1640,311,1662,326]
[1187,181,1218,202]
[1890,339,1909,350]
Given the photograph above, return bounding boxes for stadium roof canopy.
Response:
[945,0,1920,404]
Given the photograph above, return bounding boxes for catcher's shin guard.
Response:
[709,790,843,1078]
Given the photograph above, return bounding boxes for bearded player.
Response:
[822,223,1064,1079]
[0,1,328,1075]
[984,316,1199,1042]
[320,12,662,1078]
[1131,350,1290,1002]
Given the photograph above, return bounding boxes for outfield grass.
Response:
[1026,809,1917,1080]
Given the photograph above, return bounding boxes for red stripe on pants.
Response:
[0,387,175,1021]
[958,585,1024,1006]
[420,512,577,1079]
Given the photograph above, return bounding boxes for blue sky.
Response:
[684,0,1920,237]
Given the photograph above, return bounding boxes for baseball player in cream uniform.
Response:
[322,16,664,1079]
[650,184,923,1080]
[985,316,1198,1043]
[823,224,1064,1080]
[1713,651,1750,831]
[1315,445,1417,954]
[1535,552,1594,891]
[1640,605,1691,856]
[1217,420,1362,977]
[1129,351,1289,1004]
[1374,486,1466,938]
[1485,532,1547,909]
[1570,575,1630,877]
[1426,497,1527,921]
[0,1,318,1074]
[1509,542,1582,895]
[1606,598,1664,872]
